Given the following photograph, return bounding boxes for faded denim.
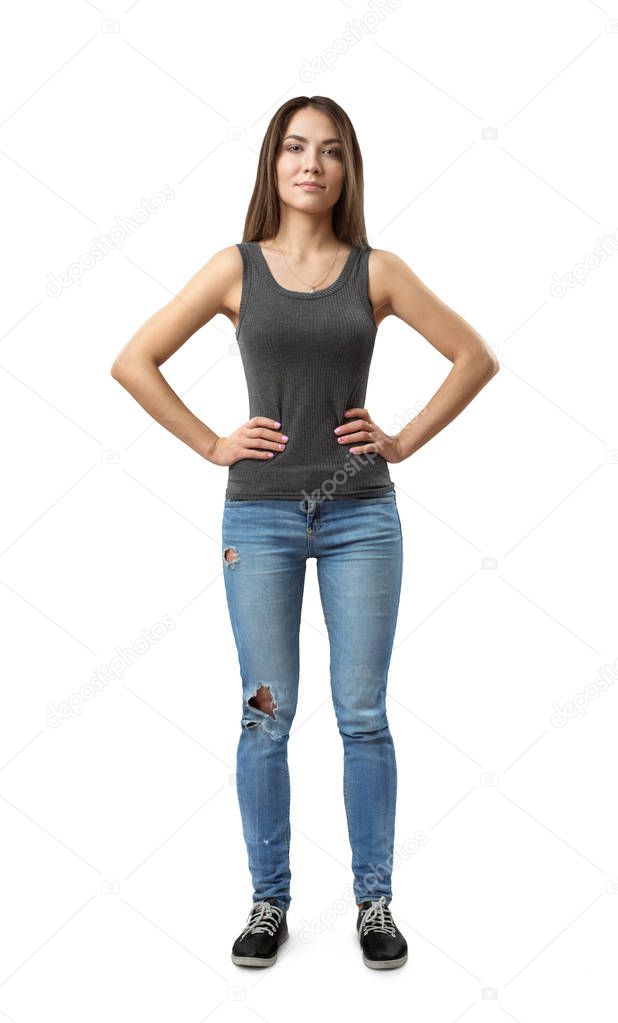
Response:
[221,491,403,911]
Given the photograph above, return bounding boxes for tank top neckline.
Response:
[249,240,360,299]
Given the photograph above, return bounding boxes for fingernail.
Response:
[282,435,288,441]
[274,421,281,428]
[334,427,341,434]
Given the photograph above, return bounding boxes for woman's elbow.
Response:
[110,357,129,382]
[487,353,500,376]
[110,354,143,383]
[476,339,500,378]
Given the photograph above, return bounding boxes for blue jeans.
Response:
[221,491,403,912]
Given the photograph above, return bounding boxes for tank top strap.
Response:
[237,240,263,280]
[235,242,257,337]
[348,243,371,291]
[347,244,374,319]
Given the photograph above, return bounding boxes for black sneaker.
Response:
[356,895,408,970]
[231,897,289,967]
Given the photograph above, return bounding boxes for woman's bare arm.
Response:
[110,245,240,461]
[369,249,500,460]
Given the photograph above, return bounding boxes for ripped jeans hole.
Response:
[223,546,239,567]
[248,684,277,719]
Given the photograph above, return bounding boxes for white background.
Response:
[1,0,617,1018]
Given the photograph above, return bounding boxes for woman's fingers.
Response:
[244,421,288,451]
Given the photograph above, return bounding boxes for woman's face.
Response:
[275,107,345,213]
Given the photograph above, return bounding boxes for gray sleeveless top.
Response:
[225,240,395,502]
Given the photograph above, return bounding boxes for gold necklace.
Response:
[271,240,342,292]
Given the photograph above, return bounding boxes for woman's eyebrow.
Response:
[282,134,342,144]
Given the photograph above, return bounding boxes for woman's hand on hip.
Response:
[333,407,405,464]
[208,417,288,466]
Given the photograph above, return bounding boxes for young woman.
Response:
[111,95,499,971]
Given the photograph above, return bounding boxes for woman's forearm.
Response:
[397,353,499,460]
[111,357,219,461]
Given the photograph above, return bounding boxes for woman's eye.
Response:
[286,145,341,157]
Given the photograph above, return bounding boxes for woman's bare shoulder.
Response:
[368,247,415,282]
[367,248,413,325]
[207,244,244,327]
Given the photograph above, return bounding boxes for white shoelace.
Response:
[240,901,284,938]
[359,895,396,937]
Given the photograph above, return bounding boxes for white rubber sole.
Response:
[231,930,288,967]
[362,951,408,970]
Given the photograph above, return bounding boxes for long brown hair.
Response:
[241,96,369,248]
